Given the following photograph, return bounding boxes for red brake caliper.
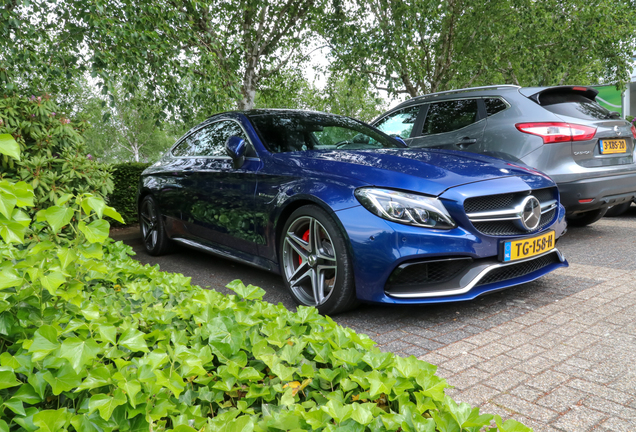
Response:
[299,230,310,265]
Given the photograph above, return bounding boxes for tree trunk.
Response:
[238,54,258,110]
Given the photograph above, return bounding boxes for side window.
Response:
[374,106,421,139]
[484,98,508,116]
[172,136,195,157]
[422,99,479,135]
[191,121,256,158]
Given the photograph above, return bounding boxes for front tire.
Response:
[566,207,608,227]
[280,205,357,315]
[139,195,172,255]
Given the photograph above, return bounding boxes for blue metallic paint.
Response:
[139,111,568,306]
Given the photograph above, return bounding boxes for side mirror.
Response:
[225,136,247,169]
[391,135,407,146]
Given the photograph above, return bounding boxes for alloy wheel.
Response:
[282,216,338,306]
[140,199,159,250]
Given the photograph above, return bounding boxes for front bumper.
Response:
[335,200,568,305]
[553,171,636,214]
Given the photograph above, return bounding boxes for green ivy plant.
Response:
[0,139,531,431]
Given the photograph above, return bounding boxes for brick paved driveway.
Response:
[113,209,636,431]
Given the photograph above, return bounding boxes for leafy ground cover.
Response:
[0,139,530,431]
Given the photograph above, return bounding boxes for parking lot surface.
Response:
[112,208,636,431]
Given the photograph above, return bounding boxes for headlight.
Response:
[355,188,456,229]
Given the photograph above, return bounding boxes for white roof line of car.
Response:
[411,85,522,101]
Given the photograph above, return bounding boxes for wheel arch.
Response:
[137,188,154,213]
[274,196,355,268]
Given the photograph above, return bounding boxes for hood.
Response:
[272,148,550,196]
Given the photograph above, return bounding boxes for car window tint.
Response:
[249,112,403,153]
[172,136,195,157]
[538,92,612,121]
[374,106,420,138]
[192,120,256,157]
[312,126,385,148]
[484,98,507,116]
[422,99,479,135]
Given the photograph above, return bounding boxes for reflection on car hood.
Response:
[273,148,549,196]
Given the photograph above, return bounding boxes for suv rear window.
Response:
[537,92,612,121]
[484,98,508,116]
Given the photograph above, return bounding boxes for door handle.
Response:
[456,137,477,148]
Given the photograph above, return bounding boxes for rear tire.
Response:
[139,195,172,255]
[604,202,631,217]
[279,205,358,315]
[566,207,608,227]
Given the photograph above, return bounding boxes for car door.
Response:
[186,119,262,255]
[373,105,424,146]
[408,98,486,153]
[156,132,200,225]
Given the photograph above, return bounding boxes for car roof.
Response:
[396,84,521,106]
[207,109,333,120]
[388,84,599,113]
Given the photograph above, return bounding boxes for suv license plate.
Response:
[599,139,626,154]
[501,231,555,262]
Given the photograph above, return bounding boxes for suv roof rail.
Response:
[410,84,522,101]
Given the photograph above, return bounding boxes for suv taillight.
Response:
[515,122,597,144]
[631,124,636,139]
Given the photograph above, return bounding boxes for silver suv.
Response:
[372,85,636,226]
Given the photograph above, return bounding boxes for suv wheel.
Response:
[604,202,631,217]
[566,208,608,227]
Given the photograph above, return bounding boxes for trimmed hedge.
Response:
[108,162,151,225]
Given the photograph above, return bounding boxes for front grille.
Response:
[464,194,515,213]
[387,258,472,289]
[472,208,556,236]
[465,187,557,236]
[476,252,561,286]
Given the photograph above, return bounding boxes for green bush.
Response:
[108,162,151,226]
[0,140,531,432]
[0,94,113,214]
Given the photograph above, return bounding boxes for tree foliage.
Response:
[323,0,636,97]
[2,0,329,115]
[256,69,387,121]
[79,85,177,163]
[0,94,113,213]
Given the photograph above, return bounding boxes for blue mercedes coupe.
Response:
[138,110,568,315]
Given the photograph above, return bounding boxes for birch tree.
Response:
[3,0,326,115]
[323,0,636,98]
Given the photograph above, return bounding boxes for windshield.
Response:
[248,112,405,153]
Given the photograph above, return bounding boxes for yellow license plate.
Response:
[502,231,555,262]
[600,139,627,154]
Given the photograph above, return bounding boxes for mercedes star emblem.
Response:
[516,196,541,231]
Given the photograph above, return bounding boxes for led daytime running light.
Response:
[355,188,456,229]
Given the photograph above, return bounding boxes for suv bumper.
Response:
[556,172,636,214]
